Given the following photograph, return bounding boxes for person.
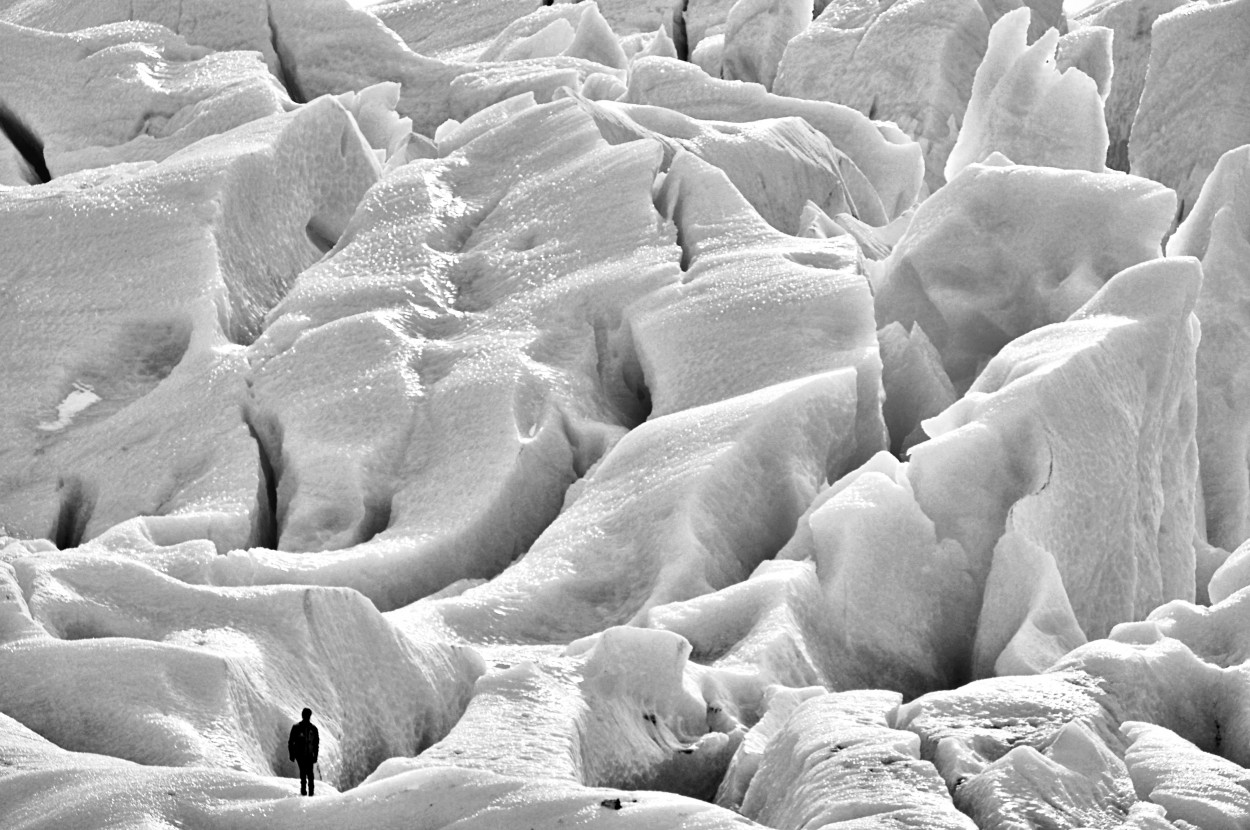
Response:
[288,707,319,796]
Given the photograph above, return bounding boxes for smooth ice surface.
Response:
[684,0,738,54]
[912,257,1202,639]
[1210,541,1250,605]
[791,456,979,697]
[945,8,1108,179]
[1054,24,1113,100]
[721,0,813,90]
[877,321,957,453]
[971,529,1087,678]
[775,0,989,191]
[1068,0,1185,171]
[1168,144,1250,553]
[875,155,1176,388]
[1129,0,1250,218]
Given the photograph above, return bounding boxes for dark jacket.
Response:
[289,721,319,763]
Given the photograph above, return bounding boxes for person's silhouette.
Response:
[288,707,319,796]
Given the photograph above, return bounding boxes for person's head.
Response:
[302,708,312,722]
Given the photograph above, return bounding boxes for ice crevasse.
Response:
[4,0,1250,828]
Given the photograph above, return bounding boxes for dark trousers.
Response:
[297,758,315,796]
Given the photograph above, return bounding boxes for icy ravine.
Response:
[5,0,1250,828]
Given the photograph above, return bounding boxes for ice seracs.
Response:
[1066,0,1185,171]
[644,559,844,692]
[775,0,990,191]
[971,528,1086,677]
[235,99,680,607]
[1168,144,1250,554]
[625,56,925,222]
[405,369,865,644]
[476,3,628,69]
[874,154,1176,389]
[912,256,1202,641]
[0,0,281,73]
[1,0,1246,825]
[0,98,378,554]
[1122,721,1250,830]
[944,8,1108,181]
[876,321,957,453]
[721,0,813,90]
[953,720,1136,829]
[627,151,884,450]
[0,552,482,789]
[778,452,979,697]
[1129,0,1250,219]
[567,94,861,234]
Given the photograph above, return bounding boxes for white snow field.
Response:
[3,0,1250,828]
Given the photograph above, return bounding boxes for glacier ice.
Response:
[0,552,482,789]
[568,94,862,234]
[721,0,813,90]
[1123,720,1250,830]
[1066,0,1185,171]
[402,369,865,643]
[775,0,990,192]
[874,154,1176,389]
[945,8,1108,180]
[0,98,379,553]
[231,98,680,607]
[1129,0,1250,219]
[0,20,288,176]
[877,321,956,453]
[625,56,925,222]
[1,0,1247,826]
[912,257,1202,640]
[737,690,976,829]
[1168,144,1250,554]
[368,0,541,63]
[971,529,1086,678]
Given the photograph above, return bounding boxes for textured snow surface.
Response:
[3,0,1250,828]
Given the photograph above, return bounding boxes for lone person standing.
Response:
[288,707,319,796]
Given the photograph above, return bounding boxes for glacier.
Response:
[3,0,1250,827]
